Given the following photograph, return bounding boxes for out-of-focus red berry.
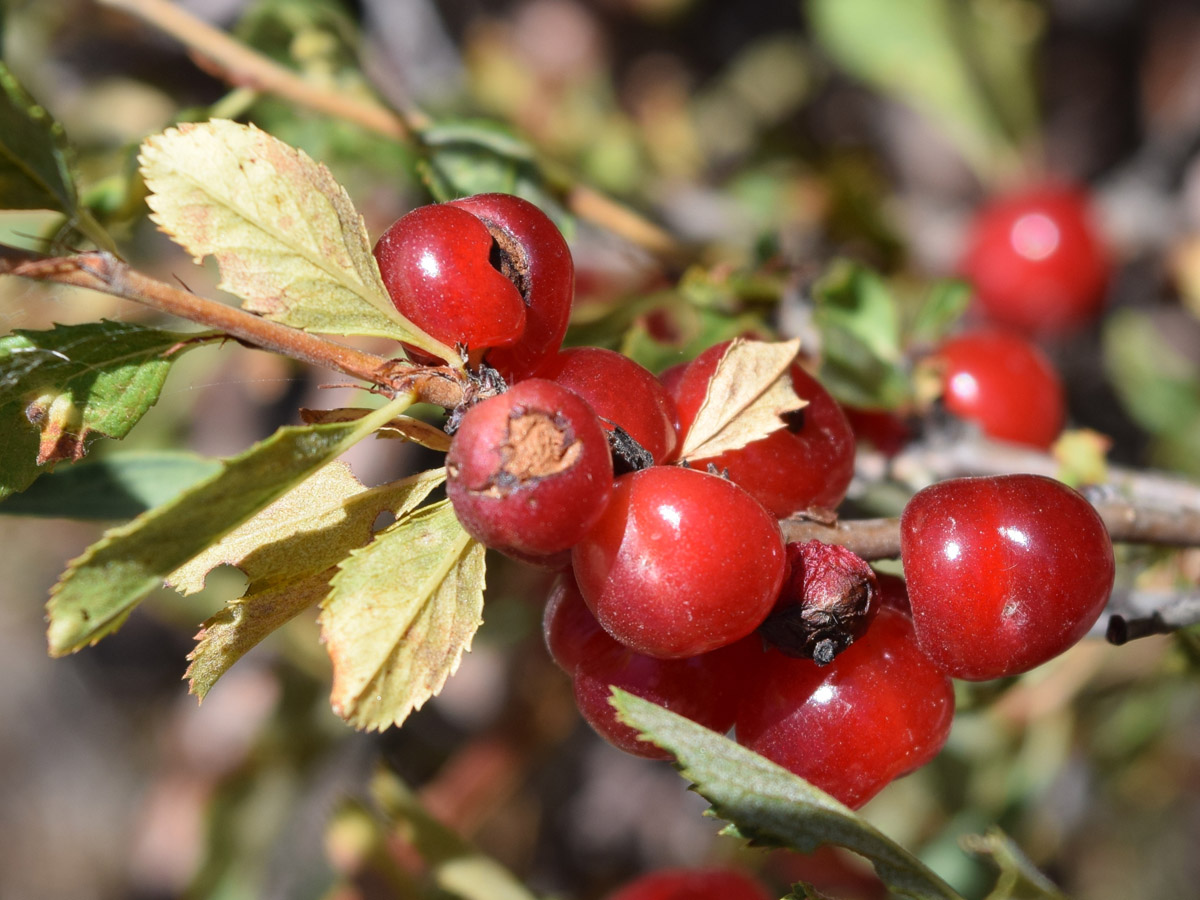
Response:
[935,329,1065,449]
[960,183,1110,334]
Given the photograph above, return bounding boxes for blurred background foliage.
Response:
[1,0,1199,899]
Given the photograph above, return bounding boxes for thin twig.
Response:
[98,0,685,259]
[98,0,421,138]
[781,517,903,560]
[0,247,469,409]
[1092,591,1200,643]
[866,432,1200,513]
[783,496,1200,560]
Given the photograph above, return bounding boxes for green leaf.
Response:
[612,691,966,900]
[784,884,838,900]
[961,828,1068,900]
[372,769,541,900]
[45,394,412,656]
[419,120,530,201]
[322,499,485,731]
[811,260,910,409]
[0,60,77,214]
[1103,309,1200,437]
[0,321,214,500]
[417,119,564,222]
[177,464,446,699]
[909,279,972,346]
[807,0,1034,180]
[139,119,459,361]
[0,451,222,519]
[619,302,771,375]
[0,61,116,251]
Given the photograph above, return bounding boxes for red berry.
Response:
[960,183,1110,334]
[572,466,785,659]
[656,360,689,399]
[900,474,1115,680]
[544,577,758,758]
[843,406,911,457]
[759,540,880,665]
[446,379,612,566]
[672,342,856,517]
[536,346,678,464]
[606,868,773,900]
[573,630,759,760]
[874,571,911,616]
[449,193,574,380]
[543,574,609,673]
[736,607,955,809]
[373,203,527,355]
[935,329,1065,449]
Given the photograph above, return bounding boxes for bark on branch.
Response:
[0,247,471,409]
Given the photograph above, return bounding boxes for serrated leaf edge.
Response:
[45,394,414,656]
[138,120,459,362]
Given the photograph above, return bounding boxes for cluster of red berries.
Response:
[373,193,1117,811]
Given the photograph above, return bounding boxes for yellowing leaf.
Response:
[138,119,458,361]
[171,461,369,594]
[322,500,485,731]
[179,463,447,699]
[678,337,805,461]
[46,395,413,656]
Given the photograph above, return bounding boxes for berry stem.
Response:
[0,247,471,408]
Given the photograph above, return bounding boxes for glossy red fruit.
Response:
[874,571,911,616]
[536,346,678,464]
[672,342,856,517]
[960,183,1110,334]
[449,193,574,380]
[574,627,760,760]
[843,406,911,458]
[373,203,526,355]
[655,361,690,399]
[446,379,612,566]
[900,474,1115,680]
[606,868,773,900]
[736,607,955,809]
[572,466,785,659]
[543,574,608,673]
[935,329,1065,449]
[544,578,759,758]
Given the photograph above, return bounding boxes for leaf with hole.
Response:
[45,396,411,656]
[178,464,446,699]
